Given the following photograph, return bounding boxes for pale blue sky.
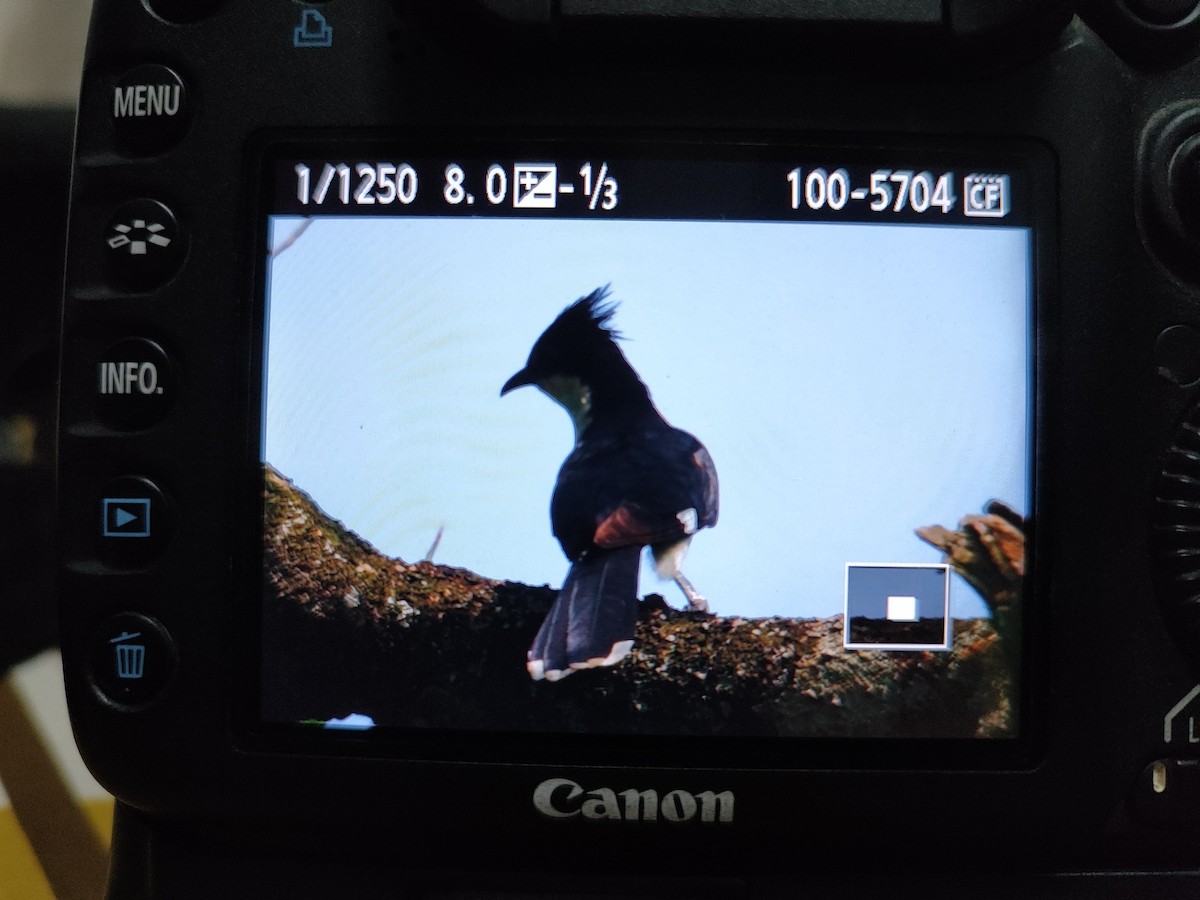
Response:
[262,216,1031,619]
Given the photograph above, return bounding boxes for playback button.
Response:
[89,612,177,708]
[98,476,174,564]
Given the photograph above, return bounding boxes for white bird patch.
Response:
[677,507,698,535]
[652,537,691,580]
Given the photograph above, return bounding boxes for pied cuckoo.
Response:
[501,287,718,682]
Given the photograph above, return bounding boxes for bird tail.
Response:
[527,546,641,682]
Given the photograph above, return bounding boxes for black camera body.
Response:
[59,0,1200,894]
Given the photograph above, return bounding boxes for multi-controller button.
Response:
[89,612,177,708]
[98,476,174,565]
[144,0,224,25]
[111,65,188,154]
[1125,0,1200,25]
[104,198,184,289]
[96,338,175,429]
[1171,135,1200,233]
[1156,325,1200,386]
[1142,103,1200,268]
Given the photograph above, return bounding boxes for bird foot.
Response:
[674,572,710,614]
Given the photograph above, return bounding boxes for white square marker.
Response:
[886,595,919,623]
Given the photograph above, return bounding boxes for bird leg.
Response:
[674,571,709,614]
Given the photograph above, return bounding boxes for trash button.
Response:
[89,612,177,708]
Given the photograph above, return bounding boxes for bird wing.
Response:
[553,424,718,558]
[693,444,719,529]
[593,501,684,549]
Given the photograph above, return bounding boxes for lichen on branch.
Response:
[262,466,1018,738]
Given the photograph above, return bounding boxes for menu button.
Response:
[114,83,179,118]
[111,65,188,153]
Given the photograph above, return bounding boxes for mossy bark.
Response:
[262,466,1019,738]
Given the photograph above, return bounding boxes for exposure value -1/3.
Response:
[787,168,961,215]
[292,161,620,212]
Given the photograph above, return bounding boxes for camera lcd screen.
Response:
[255,142,1035,745]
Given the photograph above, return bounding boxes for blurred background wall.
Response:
[0,2,92,106]
[0,0,92,672]
[0,6,109,899]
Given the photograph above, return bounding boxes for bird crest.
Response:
[537,285,623,351]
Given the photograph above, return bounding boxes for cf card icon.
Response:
[963,174,1011,218]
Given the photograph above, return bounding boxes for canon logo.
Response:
[532,778,734,824]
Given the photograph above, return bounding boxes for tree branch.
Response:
[262,466,1018,738]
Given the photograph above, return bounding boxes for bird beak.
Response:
[501,368,534,396]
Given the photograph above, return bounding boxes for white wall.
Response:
[0,0,92,106]
[0,0,100,809]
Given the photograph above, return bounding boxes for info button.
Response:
[96,338,175,429]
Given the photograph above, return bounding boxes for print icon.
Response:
[103,199,183,288]
[294,9,333,48]
[108,218,173,256]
